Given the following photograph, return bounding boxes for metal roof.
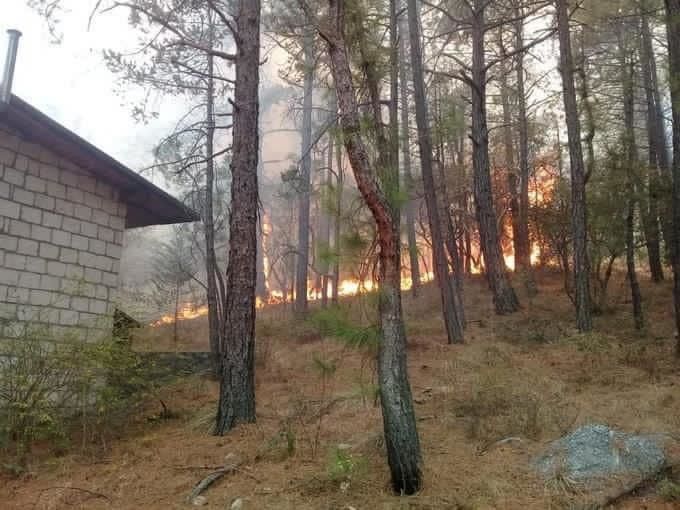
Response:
[1,94,199,228]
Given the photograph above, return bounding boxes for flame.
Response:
[151,165,558,327]
[151,303,209,327]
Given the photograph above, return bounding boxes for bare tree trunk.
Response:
[323,0,422,492]
[215,0,260,434]
[295,30,314,317]
[514,5,535,294]
[204,17,221,372]
[332,107,343,306]
[620,38,644,330]
[470,0,520,314]
[407,0,464,342]
[664,0,680,354]
[640,6,666,282]
[173,279,180,345]
[321,134,333,308]
[556,0,592,332]
[498,32,521,271]
[398,1,421,297]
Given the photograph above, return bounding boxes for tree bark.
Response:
[321,135,333,308]
[514,5,535,294]
[498,31,521,271]
[620,40,644,330]
[295,29,314,317]
[204,15,221,373]
[470,0,520,314]
[556,0,592,332]
[323,0,422,493]
[664,0,680,354]
[640,5,666,282]
[398,3,421,298]
[407,0,465,341]
[203,42,222,374]
[215,0,260,434]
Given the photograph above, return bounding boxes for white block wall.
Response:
[0,122,126,341]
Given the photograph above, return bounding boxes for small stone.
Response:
[192,495,208,506]
[336,443,352,451]
[230,497,244,510]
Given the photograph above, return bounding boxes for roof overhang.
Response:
[1,94,199,228]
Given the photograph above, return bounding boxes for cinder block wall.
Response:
[0,122,126,341]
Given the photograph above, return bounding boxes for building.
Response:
[0,93,197,341]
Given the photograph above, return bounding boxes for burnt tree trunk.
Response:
[295,30,314,317]
[408,0,465,341]
[556,0,592,332]
[323,0,422,493]
[664,0,680,354]
[470,0,520,314]
[398,4,421,297]
[215,0,260,434]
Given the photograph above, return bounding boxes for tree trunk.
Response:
[204,19,221,373]
[407,0,465,342]
[215,0,260,434]
[514,6,535,294]
[321,136,333,308]
[556,0,592,332]
[620,40,644,330]
[173,279,180,345]
[640,6,666,282]
[498,32,521,272]
[332,100,343,306]
[664,0,680,354]
[470,0,520,314]
[295,30,314,317]
[398,0,421,298]
[323,0,422,493]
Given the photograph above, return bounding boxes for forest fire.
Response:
[151,166,558,327]
[151,304,209,327]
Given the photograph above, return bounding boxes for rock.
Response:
[533,424,670,506]
[336,443,352,451]
[230,497,243,510]
[191,495,208,507]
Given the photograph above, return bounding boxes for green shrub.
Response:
[0,325,158,470]
[327,446,366,483]
[658,478,680,502]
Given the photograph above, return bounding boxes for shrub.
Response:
[658,478,680,502]
[327,446,366,483]
[0,325,158,470]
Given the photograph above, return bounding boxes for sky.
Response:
[2,1,229,186]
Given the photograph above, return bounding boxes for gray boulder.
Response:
[533,424,670,505]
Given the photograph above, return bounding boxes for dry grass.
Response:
[2,271,680,509]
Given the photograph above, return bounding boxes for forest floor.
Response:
[2,271,680,509]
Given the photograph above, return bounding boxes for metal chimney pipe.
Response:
[1,29,22,106]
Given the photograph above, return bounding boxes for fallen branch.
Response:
[187,458,241,503]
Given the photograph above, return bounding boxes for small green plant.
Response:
[658,478,680,501]
[309,307,379,351]
[327,446,366,483]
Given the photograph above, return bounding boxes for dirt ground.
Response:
[2,272,680,509]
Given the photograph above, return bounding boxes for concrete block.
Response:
[39,242,59,260]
